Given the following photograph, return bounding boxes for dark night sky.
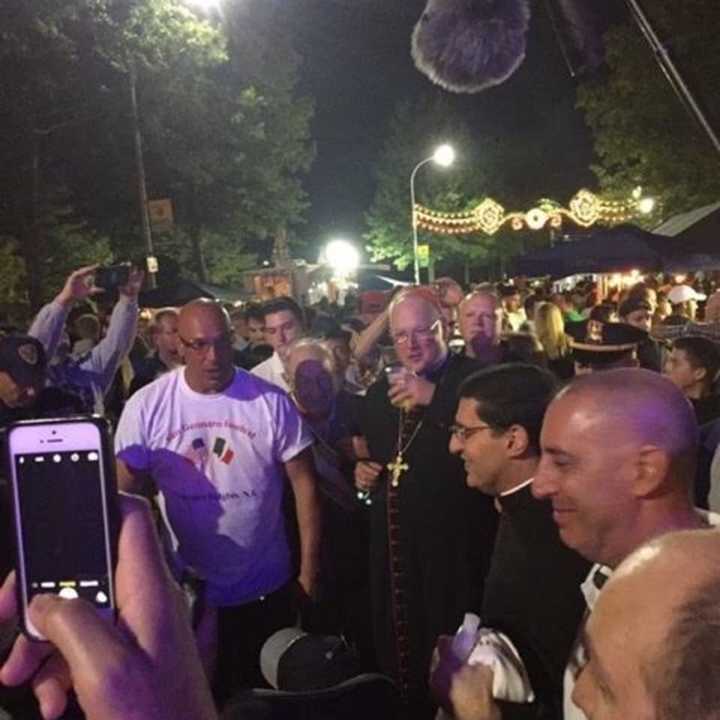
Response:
[289,0,617,259]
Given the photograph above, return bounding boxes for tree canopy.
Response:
[577,0,720,220]
[0,0,314,314]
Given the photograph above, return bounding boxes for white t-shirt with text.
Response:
[115,367,312,606]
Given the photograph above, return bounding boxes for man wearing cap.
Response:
[664,284,706,326]
[564,318,647,375]
[0,336,47,419]
[0,335,85,598]
[618,297,662,371]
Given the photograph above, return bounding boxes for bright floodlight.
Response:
[433,144,455,168]
[325,239,360,277]
[638,197,656,214]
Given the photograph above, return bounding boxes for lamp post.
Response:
[128,61,157,288]
[410,144,455,285]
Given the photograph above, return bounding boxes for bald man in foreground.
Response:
[532,369,715,720]
[115,299,321,704]
[573,529,720,720]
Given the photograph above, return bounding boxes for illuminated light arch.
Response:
[414,189,645,236]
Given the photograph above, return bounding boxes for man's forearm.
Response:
[83,297,138,393]
[355,309,388,361]
[28,300,70,361]
[289,470,322,587]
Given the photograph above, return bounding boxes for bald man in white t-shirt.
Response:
[115,299,321,703]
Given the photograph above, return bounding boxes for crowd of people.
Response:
[0,264,720,720]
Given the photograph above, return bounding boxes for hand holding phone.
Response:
[0,495,218,720]
[94,264,131,293]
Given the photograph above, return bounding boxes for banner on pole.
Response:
[148,199,174,233]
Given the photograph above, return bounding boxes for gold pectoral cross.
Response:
[387,453,409,488]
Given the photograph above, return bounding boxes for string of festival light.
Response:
[413,189,653,236]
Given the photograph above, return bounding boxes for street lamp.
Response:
[638,197,656,215]
[410,143,456,284]
[324,238,360,279]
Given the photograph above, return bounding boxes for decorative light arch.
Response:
[413,189,644,236]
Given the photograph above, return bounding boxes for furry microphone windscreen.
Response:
[412,0,531,94]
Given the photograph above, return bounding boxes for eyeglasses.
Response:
[391,319,441,346]
[179,334,232,354]
[449,424,494,441]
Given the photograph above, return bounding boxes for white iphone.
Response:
[7,417,118,641]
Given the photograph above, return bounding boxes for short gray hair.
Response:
[652,573,720,719]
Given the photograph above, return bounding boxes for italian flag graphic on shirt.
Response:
[212,437,235,465]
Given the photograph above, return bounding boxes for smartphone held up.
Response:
[6,417,119,641]
[94,263,131,293]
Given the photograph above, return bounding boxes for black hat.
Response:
[0,335,46,387]
[566,319,647,367]
[261,628,364,692]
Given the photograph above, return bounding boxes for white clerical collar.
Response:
[500,477,534,498]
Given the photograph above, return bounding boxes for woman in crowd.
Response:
[534,301,574,380]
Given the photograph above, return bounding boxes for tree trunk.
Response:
[25,131,44,311]
[129,63,156,288]
[189,187,208,283]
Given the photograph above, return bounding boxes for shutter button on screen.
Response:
[58,587,79,600]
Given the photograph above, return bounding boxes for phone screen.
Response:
[14,449,113,609]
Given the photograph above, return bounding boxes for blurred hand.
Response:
[0,495,217,720]
[354,460,383,492]
[118,267,145,300]
[295,572,320,605]
[387,373,435,409]
[430,635,463,710]
[55,265,102,307]
[430,636,500,720]
[449,664,500,720]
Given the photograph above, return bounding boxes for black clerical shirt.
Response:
[482,482,591,720]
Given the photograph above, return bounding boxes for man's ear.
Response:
[632,445,670,498]
[693,366,707,385]
[506,424,530,459]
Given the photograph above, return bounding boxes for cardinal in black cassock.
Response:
[358,292,498,717]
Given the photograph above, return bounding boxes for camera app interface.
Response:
[16,450,111,608]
